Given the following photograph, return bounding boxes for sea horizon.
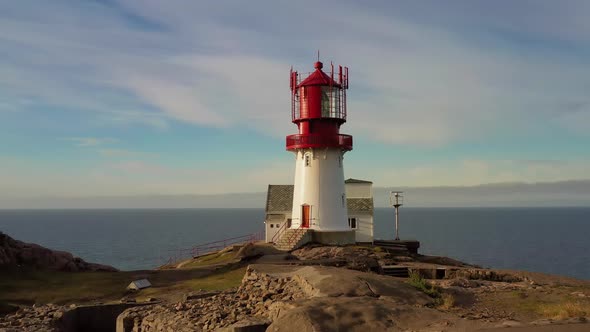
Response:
[1,207,588,280]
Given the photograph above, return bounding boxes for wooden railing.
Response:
[164,231,264,266]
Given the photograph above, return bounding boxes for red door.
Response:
[301,205,310,228]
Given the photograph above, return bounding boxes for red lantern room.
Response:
[286,61,352,151]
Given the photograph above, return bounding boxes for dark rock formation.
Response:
[0,232,117,272]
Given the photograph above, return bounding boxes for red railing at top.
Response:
[290,65,349,123]
[163,231,264,267]
[286,134,353,151]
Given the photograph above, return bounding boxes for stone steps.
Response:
[381,265,410,278]
[274,229,312,251]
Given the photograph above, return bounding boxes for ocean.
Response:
[0,207,588,280]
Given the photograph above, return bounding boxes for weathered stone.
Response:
[0,232,117,272]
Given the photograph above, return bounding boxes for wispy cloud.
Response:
[2,1,589,145]
[62,137,118,147]
[363,158,590,187]
[98,149,157,159]
[2,1,590,200]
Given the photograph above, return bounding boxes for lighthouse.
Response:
[286,59,355,244]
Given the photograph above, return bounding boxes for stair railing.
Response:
[271,220,289,243]
[284,228,307,249]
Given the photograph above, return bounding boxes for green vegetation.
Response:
[0,265,246,306]
[407,271,440,298]
[179,250,238,269]
[136,266,246,301]
[0,269,136,305]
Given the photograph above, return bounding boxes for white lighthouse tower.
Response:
[286,60,355,244]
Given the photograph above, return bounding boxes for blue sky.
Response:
[1,0,590,198]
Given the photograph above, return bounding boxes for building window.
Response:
[287,218,292,228]
[304,153,311,167]
[348,218,357,229]
[270,224,274,228]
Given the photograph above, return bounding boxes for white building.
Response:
[265,179,374,245]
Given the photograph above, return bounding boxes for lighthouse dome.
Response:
[297,61,341,88]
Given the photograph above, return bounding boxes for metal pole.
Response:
[395,206,400,241]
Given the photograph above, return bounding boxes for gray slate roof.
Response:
[266,184,374,213]
[347,198,374,213]
[265,185,294,212]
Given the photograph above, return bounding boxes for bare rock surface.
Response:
[3,243,590,332]
[0,303,65,331]
[257,264,433,305]
[115,264,443,332]
[0,232,117,272]
[267,296,450,332]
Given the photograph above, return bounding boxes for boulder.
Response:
[0,232,117,272]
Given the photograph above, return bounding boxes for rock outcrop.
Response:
[0,232,117,272]
[114,264,440,332]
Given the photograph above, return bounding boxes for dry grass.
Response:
[179,251,237,269]
[538,301,589,319]
[439,293,456,310]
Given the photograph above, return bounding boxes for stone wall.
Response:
[116,267,304,332]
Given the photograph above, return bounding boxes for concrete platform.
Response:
[373,239,420,254]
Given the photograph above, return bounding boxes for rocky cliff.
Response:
[0,232,117,272]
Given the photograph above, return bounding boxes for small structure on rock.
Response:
[127,279,151,291]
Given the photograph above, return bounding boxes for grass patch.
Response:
[538,301,589,319]
[0,264,246,305]
[180,251,237,269]
[181,266,246,291]
[0,269,136,305]
[407,271,440,299]
[135,266,246,302]
[439,293,456,310]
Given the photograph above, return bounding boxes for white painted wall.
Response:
[350,213,374,242]
[345,183,372,198]
[265,214,286,243]
[291,148,349,231]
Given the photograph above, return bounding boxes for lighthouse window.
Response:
[342,193,346,207]
[348,218,357,229]
[304,153,311,167]
[321,86,341,118]
[321,86,330,117]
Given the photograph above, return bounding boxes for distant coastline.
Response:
[1,179,589,209]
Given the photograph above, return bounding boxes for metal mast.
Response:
[389,191,404,241]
